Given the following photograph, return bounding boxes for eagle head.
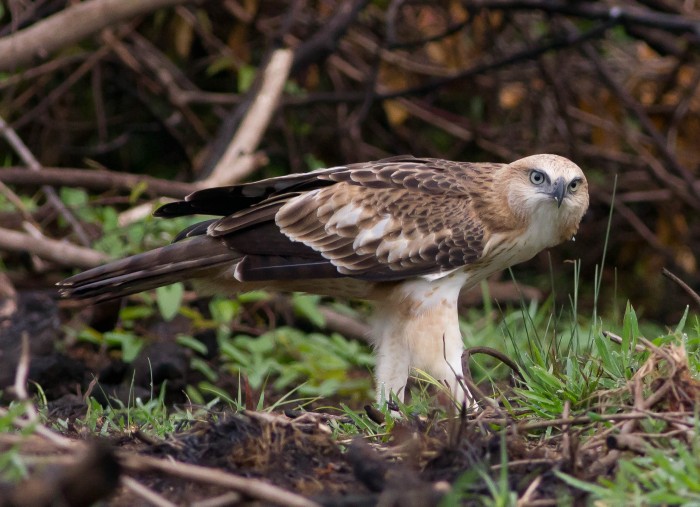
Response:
[503,154,589,244]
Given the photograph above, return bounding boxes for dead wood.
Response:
[0,166,196,199]
[0,0,193,71]
[202,49,294,187]
[0,226,108,268]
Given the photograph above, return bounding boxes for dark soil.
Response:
[2,289,696,506]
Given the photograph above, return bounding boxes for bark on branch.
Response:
[0,167,196,199]
[466,0,700,36]
[0,0,191,71]
[203,48,294,187]
[0,227,108,268]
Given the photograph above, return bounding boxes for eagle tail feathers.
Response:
[57,237,238,302]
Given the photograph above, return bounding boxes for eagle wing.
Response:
[158,156,497,283]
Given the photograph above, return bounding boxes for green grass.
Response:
[557,435,700,505]
[0,402,35,482]
[5,284,700,506]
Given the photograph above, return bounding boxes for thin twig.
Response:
[4,333,76,449]
[191,492,243,507]
[467,0,700,34]
[121,477,177,507]
[603,331,647,352]
[662,267,700,310]
[517,474,543,507]
[505,410,693,432]
[13,333,38,422]
[463,346,524,380]
[0,114,91,246]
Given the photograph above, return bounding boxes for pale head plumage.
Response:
[58,154,589,408]
[500,154,588,241]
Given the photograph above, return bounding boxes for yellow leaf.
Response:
[383,99,409,126]
[499,82,526,110]
[172,13,194,59]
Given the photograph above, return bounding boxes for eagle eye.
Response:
[529,170,545,186]
[568,178,581,192]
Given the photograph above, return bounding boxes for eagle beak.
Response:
[550,177,566,208]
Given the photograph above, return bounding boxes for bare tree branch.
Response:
[0,166,196,198]
[121,453,321,507]
[203,48,294,187]
[466,0,700,36]
[0,227,108,268]
[0,0,193,71]
[291,0,369,73]
[0,115,92,246]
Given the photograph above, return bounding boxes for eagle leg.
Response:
[370,277,477,409]
[374,337,411,404]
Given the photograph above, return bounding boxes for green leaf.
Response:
[206,55,237,76]
[176,334,208,355]
[198,382,236,404]
[103,331,143,362]
[622,301,639,355]
[303,154,326,170]
[675,306,689,334]
[156,283,184,321]
[219,339,249,364]
[190,358,218,382]
[292,294,325,328]
[237,65,256,92]
[555,471,610,496]
[119,304,155,322]
[100,206,119,231]
[59,187,88,207]
[209,297,239,325]
[77,327,102,345]
[129,181,149,204]
[237,290,270,303]
[185,385,205,405]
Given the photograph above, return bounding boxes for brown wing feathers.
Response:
[272,158,491,280]
[59,156,493,299]
[154,170,337,219]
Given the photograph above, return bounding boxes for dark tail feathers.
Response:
[57,236,239,302]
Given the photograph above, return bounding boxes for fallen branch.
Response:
[121,477,176,507]
[291,0,369,73]
[0,0,191,70]
[0,115,92,246]
[603,330,647,352]
[0,226,108,268]
[662,267,700,310]
[510,410,693,432]
[0,166,196,199]
[203,48,294,187]
[318,306,371,343]
[466,0,700,35]
[121,453,321,507]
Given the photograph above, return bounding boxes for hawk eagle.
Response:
[59,154,589,406]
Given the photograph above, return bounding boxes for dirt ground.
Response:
[1,289,698,506]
